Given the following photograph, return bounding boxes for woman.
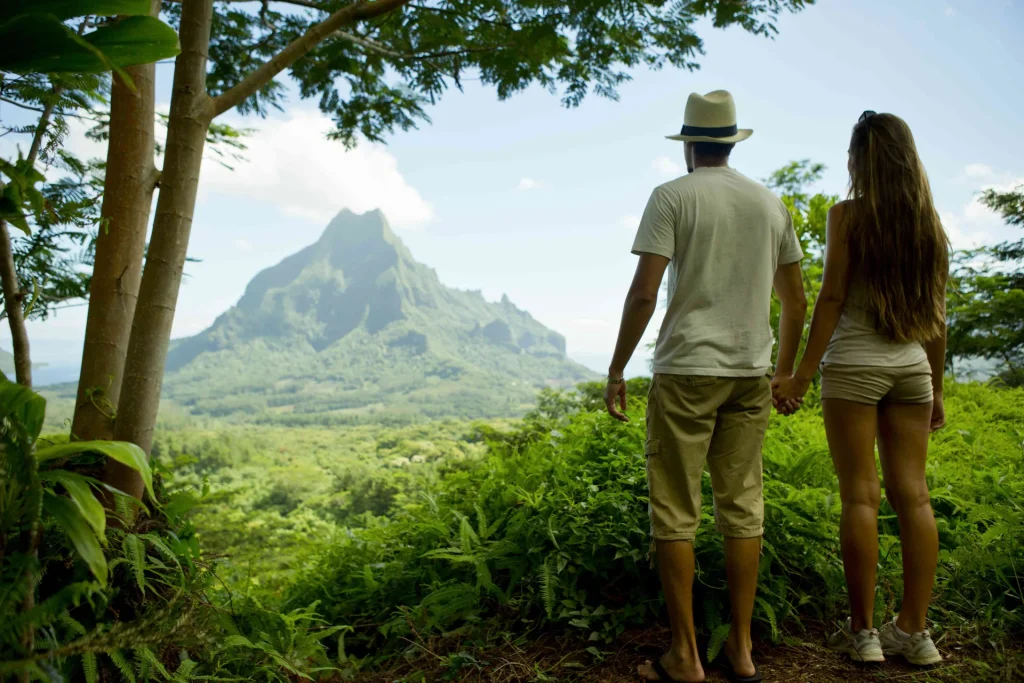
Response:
[773,111,948,666]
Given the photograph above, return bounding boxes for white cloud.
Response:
[518,177,540,190]
[653,156,682,177]
[620,214,640,231]
[941,169,1024,249]
[233,238,253,252]
[944,6,956,17]
[201,109,433,229]
[962,163,994,181]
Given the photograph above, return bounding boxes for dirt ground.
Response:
[356,621,1023,683]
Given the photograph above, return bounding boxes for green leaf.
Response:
[39,470,105,537]
[0,13,114,74]
[82,652,98,683]
[108,650,136,683]
[707,623,731,663]
[0,1,151,23]
[0,371,46,442]
[43,492,108,586]
[124,534,146,591]
[85,16,181,69]
[36,440,154,502]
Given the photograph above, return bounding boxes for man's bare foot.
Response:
[724,633,757,678]
[638,649,705,682]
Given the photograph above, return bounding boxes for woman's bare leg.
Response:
[877,401,938,633]
[823,398,881,631]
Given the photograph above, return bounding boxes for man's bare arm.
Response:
[773,262,807,377]
[609,253,670,378]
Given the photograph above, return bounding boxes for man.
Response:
[605,90,807,683]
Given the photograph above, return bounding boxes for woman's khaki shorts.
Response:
[820,359,933,404]
[645,373,771,543]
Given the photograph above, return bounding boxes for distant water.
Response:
[1,339,82,387]
[570,352,651,379]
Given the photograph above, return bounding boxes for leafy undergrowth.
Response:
[286,379,1024,677]
[4,379,1022,681]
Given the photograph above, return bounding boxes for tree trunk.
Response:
[106,0,412,498]
[0,218,31,387]
[110,0,215,499]
[72,1,160,445]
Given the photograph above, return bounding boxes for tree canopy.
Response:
[948,186,1024,385]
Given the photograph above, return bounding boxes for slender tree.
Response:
[73,1,161,442]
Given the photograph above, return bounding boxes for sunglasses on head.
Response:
[858,110,877,124]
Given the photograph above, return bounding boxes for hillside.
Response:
[163,209,594,421]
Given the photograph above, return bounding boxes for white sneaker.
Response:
[827,617,885,663]
[879,617,943,666]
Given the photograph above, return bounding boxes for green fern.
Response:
[81,651,98,683]
[706,623,731,663]
[170,657,198,682]
[475,504,488,540]
[703,595,722,631]
[755,597,779,640]
[124,534,146,593]
[108,650,137,683]
[539,555,556,619]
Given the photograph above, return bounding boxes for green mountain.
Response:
[0,346,13,375]
[165,209,595,422]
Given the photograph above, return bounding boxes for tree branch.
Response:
[0,95,97,121]
[211,0,413,118]
[26,86,63,167]
[167,0,327,9]
[333,30,510,61]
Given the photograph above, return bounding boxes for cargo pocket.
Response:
[644,438,660,458]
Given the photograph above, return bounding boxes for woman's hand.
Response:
[771,374,811,415]
[930,390,946,432]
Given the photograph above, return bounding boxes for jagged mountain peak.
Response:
[163,210,594,419]
[318,208,402,249]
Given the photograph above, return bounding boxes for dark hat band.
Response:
[679,124,738,138]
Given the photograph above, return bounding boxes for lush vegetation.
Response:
[948,185,1024,386]
[9,373,1022,680]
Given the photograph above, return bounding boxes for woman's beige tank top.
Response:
[822,276,927,367]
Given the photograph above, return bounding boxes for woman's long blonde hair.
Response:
[846,112,949,343]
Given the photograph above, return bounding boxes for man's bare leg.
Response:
[723,536,761,678]
[639,540,705,682]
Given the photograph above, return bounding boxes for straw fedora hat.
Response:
[666,90,753,144]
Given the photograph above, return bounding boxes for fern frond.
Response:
[108,650,137,683]
[172,658,198,682]
[703,595,722,631]
[81,652,98,683]
[755,597,779,640]
[474,504,488,540]
[124,534,146,593]
[539,556,556,619]
[706,623,731,663]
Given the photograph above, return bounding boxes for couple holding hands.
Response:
[604,90,948,682]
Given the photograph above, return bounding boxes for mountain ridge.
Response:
[164,209,594,421]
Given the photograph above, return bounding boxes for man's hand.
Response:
[605,379,629,422]
[930,390,946,432]
[771,374,809,416]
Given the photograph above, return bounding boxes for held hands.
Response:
[771,374,810,416]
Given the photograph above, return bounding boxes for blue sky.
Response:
[3,0,1023,382]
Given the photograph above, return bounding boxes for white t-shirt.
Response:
[632,166,803,377]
